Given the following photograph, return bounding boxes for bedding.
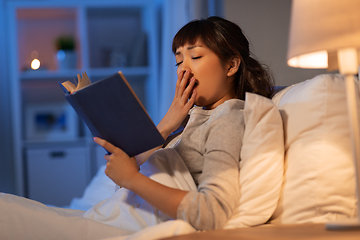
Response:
[0,148,197,240]
[271,74,358,224]
[224,92,284,228]
[69,164,116,211]
[0,92,284,239]
[82,148,197,230]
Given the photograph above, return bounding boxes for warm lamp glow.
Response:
[337,48,358,75]
[287,0,360,70]
[287,51,328,69]
[31,59,40,70]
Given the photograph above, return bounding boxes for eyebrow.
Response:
[175,45,203,55]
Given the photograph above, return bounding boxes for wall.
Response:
[0,0,15,194]
[224,0,330,86]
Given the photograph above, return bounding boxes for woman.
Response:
[90,16,274,230]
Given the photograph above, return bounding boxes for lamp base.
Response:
[326,218,360,230]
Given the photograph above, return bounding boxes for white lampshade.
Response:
[287,0,360,71]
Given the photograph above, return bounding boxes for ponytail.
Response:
[236,56,274,100]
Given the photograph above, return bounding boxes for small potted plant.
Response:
[55,35,77,70]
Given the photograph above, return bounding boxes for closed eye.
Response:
[175,56,201,66]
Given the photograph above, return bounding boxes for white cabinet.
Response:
[26,146,89,206]
[7,0,160,203]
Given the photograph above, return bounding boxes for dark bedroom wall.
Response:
[224,0,329,86]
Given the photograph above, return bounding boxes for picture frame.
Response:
[25,103,78,142]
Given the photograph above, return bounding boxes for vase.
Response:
[57,50,77,70]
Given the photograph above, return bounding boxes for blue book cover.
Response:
[60,71,164,157]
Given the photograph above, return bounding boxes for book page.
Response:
[61,81,77,93]
[75,72,91,92]
[61,72,92,94]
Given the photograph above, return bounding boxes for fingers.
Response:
[93,137,119,154]
[175,70,197,105]
[181,77,196,102]
[174,70,184,98]
[104,153,111,162]
[187,86,196,107]
[175,70,191,98]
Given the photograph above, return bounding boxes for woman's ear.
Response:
[227,57,241,77]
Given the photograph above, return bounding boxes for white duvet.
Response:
[0,93,285,239]
[0,148,198,240]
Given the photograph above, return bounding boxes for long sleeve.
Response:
[174,100,245,230]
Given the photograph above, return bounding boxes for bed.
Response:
[0,73,357,239]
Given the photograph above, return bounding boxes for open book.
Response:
[59,71,92,94]
[59,71,164,157]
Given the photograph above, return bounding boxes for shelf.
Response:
[8,1,160,199]
[20,69,80,80]
[19,67,150,80]
[17,7,79,72]
[87,67,150,77]
[86,7,146,69]
[23,138,88,148]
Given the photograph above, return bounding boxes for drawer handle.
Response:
[50,151,66,158]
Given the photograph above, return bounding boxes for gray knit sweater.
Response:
[166,99,245,230]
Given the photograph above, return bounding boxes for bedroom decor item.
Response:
[287,0,360,228]
[55,35,77,70]
[25,103,78,142]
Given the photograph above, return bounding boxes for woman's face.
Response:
[175,40,236,110]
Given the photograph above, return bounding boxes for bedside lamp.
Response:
[287,0,360,228]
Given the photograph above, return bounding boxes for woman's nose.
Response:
[179,58,191,71]
[177,67,191,77]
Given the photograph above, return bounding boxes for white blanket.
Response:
[0,148,198,240]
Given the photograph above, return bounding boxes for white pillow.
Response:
[224,92,284,228]
[271,74,358,224]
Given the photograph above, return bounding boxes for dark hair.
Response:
[172,16,274,100]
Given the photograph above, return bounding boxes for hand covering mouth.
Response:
[186,79,199,88]
[187,80,198,99]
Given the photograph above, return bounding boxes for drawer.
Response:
[26,146,89,206]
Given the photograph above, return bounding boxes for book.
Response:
[59,71,165,157]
